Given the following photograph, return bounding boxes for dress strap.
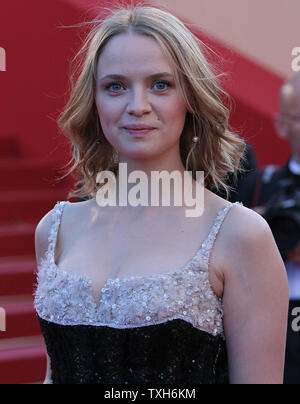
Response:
[201,201,244,264]
[46,201,69,265]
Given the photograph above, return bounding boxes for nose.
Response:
[126,86,152,116]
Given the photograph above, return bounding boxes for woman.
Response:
[34,5,289,384]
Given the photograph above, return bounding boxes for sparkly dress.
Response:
[33,200,243,384]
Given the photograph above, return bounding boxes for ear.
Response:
[274,116,289,140]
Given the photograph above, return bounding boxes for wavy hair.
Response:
[57,2,247,201]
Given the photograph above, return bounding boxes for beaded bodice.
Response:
[34,201,243,336]
[33,200,243,384]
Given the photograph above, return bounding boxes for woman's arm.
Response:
[222,207,289,384]
[34,211,54,385]
[43,353,53,384]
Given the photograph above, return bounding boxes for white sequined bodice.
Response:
[34,200,243,337]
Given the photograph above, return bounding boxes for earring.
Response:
[113,150,119,164]
[192,115,199,143]
[96,139,101,145]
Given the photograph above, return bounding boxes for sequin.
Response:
[34,200,243,336]
[37,315,229,384]
[33,199,243,384]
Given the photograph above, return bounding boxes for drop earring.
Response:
[113,150,119,164]
[192,115,199,143]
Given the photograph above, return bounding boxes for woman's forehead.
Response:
[97,33,175,76]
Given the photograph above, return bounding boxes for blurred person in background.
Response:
[213,142,258,202]
[235,73,300,384]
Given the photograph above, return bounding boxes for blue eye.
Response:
[104,80,172,93]
[153,80,171,91]
[105,82,124,92]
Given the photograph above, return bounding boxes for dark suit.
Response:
[213,143,257,203]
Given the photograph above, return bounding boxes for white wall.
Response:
[151,0,300,78]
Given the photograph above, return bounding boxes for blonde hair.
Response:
[57,2,247,201]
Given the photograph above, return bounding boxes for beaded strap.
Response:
[201,201,244,263]
[46,201,68,265]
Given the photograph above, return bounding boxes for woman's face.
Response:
[95,32,187,163]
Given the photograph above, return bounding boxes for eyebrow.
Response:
[98,72,174,82]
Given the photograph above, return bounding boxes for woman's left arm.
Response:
[222,207,290,384]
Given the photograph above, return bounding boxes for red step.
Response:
[0,158,67,191]
[0,338,46,384]
[0,138,74,384]
[0,258,37,296]
[0,135,21,158]
[0,139,76,384]
[0,295,41,339]
[0,223,36,257]
[0,189,69,225]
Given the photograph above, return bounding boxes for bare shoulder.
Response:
[208,196,286,294]
[34,207,55,267]
[220,202,288,289]
[61,199,94,227]
[65,198,94,212]
[222,203,277,267]
[227,202,271,240]
[35,199,93,266]
[34,200,80,244]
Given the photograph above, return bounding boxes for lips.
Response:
[124,128,155,137]
[123,125,156,130]
[122,124,156,138]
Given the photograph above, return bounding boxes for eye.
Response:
[153,80,172,91]
[105,82,125,92]
[104,80,172,93]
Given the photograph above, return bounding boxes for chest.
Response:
[54,207,223,297]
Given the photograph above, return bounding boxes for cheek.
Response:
[160,97,186,123]
[167,101,187,133]
[96,97,120,129]
[95,100,121,147]
[157,100,186,144]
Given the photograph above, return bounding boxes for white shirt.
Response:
[289,158,300,175]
